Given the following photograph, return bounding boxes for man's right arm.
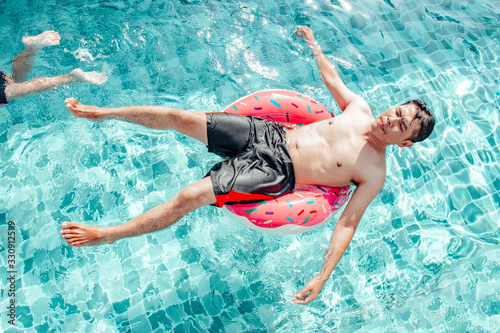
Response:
[295,26,367,112]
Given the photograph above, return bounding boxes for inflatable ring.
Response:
[221,90,352,235]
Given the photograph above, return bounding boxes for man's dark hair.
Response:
[403,99,435,143]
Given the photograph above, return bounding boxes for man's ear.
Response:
[397,140,414,148]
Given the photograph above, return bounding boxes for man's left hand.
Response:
[292,275,326,304]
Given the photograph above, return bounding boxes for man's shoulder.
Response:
[357,151,386,187]
[349,161,386,204]
[343,97,373,117]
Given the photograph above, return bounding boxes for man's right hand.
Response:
[295,26,322,56]
[295,26,316,44]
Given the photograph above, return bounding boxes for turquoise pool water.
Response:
[1,0,499,331]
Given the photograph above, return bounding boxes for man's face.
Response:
[375,103,422,147]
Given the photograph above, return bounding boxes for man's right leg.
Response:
[65,98,209,144]
[60,177,217,247]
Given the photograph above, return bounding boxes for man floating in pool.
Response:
[60,26,434,304]
[0,30,107,106]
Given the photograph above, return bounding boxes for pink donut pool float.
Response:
[222,90,352,235]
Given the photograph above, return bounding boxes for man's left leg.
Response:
[60,177,217,247]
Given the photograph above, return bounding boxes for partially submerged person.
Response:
[1,30,107,105]
[60,26,435,304]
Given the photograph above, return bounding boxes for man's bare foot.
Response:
[22,30,61,51]
[69,68,107,85]
[60,222,116,247]
[65,97,109,119]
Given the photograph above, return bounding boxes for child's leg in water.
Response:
[4,31,107,101]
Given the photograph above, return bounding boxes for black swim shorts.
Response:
[206,112,295,207]
[0,71,8,105]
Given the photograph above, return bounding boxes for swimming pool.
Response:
[0,0,499,331]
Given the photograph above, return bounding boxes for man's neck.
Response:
[363,124,388,153]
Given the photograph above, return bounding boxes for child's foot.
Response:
[69,68,107,85]
[22,30,61,51]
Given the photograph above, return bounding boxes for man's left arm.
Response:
[292,180,383,305]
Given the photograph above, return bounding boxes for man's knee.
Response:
[177,178,216,208]
[171,109,206,127]
[177,185,200,203]
[168,109,208,144]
